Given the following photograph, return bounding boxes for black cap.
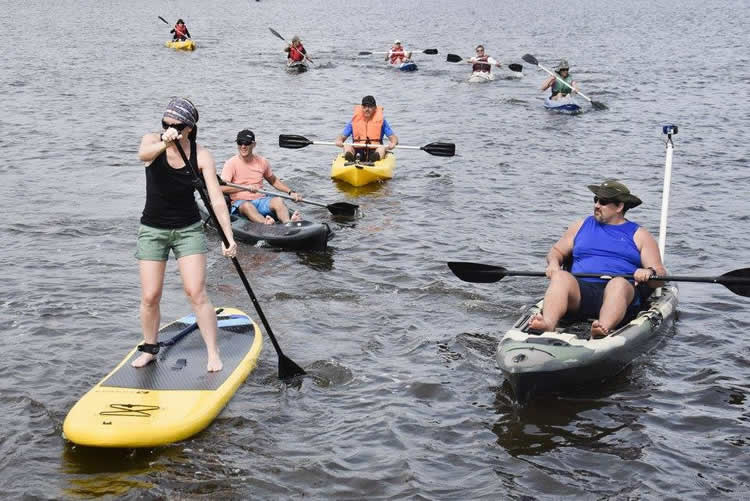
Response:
[236,129,255,144]
[361,95,376,107]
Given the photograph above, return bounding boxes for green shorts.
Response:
[135,221,208,261]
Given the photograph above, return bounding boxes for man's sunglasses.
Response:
[162,120,187,131]
[594,196,617,206]
[237,140,254,146]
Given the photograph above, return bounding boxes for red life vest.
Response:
[472,55,491,73]
[389,45,406,64]
[174,24,188,38]
[289,43,306,62]
[351,106,384,144]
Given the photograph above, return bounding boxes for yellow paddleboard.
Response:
[63,307,261,448]
[330,153,395,187]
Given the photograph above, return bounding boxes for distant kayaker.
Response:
[541,59,578,100]
[220,129,302,225]
[527,180,666,339]
[170,19,191,41]
[285,35,312,64]
[386,40,411,64]
[335,95,399,162]
[469,45,502,74]
[134,97,236,372]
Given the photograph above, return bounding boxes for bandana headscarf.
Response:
[162,97,199,127]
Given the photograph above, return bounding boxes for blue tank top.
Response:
[572,216,641,282]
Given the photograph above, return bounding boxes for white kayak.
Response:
[468,71,494,83]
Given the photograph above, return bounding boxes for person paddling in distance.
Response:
[386,40,411,65]
[469,44,502,75]
[528,180,666,339]
[540,59,578,100]
[220,129,302,225]
[170,19,191,41]
[134,98,236,372]
[335,95,398,163]
[284,35,312,64]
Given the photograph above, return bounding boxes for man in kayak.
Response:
[335,95,399,162]
[385,40,411,65]
[469,45,502,75]
[528,180,666,338]
[220,129,302,225]
[284,35,312,64]
[134,97,236,372]
[540,59,578,100]
[170,19,191,41]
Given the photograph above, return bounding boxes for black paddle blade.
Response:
[422,142,455,157]
[358,51,373,55]
[508,63,523,73]
[327,202,359,217]
[422,49,439,55]
[447,262,506,283]
[278,353,306,380]
[592,101,608,111]
[269,27,285,41]
[521,53,538,66]
[720,268,750,297]
[446,54,462,63]
[279,134,313,149]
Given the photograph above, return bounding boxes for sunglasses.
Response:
[237,140,254,146]
[594,196,617,206]
[162,120,187,131]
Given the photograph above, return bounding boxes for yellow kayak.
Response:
[165,39,195,51]
[330,153,396,187]
[63,307,261,448]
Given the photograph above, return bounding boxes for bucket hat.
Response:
[587,179,642,208]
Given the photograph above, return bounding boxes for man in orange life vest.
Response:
[171,19,191,41]
[385,40,411,65]
[335,95,399,162]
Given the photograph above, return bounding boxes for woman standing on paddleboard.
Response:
[133,97,237,372]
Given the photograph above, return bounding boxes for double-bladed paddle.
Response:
[446,53,523,73]
[358,49,439,56]
[446,261,750,297]
[173,140,306,380]
[279,134,455,157]
[269,27,314,64]
[220,179,359,217]
[521,53,607,110]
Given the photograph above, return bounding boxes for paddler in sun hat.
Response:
[540,58,578,100]
[527,179,666,339]
[385,39,411,64]
[284,35,313,64]
[134,97,237,372]
[335,95,399,162]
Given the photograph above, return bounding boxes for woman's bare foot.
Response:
[291,210,302,222]
[590,320,611,339]
[132,352,156,368]
[528,313,554,332]
[263,215,275,225]
[207,350,223,372]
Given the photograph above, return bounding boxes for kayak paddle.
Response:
[279,134,455,157]
[172,140,306,380]
[521,53,607,110]
[158,15,170,25]
[358,49,438,56]
[269,27,314,64]
[220,179,359,217]
[446,262,750,297]
[446,53,523,73]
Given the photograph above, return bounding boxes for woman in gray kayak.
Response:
[133,97,237,372]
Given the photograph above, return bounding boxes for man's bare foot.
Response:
[207,351,223,372]
[590,320,611,339]
[528,313,554,332]
[132,352,156,368]
[263,215,275,225]
[291,210,302,222]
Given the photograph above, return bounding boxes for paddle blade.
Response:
[327,202,359,217]
[279,134,313,149]
[269,27,285,41]
[358,51,373,56]
[158,15,170,25]
[447,262,507,283]
[508,63,523,73]
[422,142,455,157]
[592,101,608,111]
[720,268,750,297]
[446,54,462,63]
[278,353,307,380]
[422,49,439,55]
[521,53,538,66]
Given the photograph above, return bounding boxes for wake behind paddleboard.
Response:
[63,307,262,447]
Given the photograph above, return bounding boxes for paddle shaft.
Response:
[172,140,304,378]
[222,180,328,210]
[535,62,593,103]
